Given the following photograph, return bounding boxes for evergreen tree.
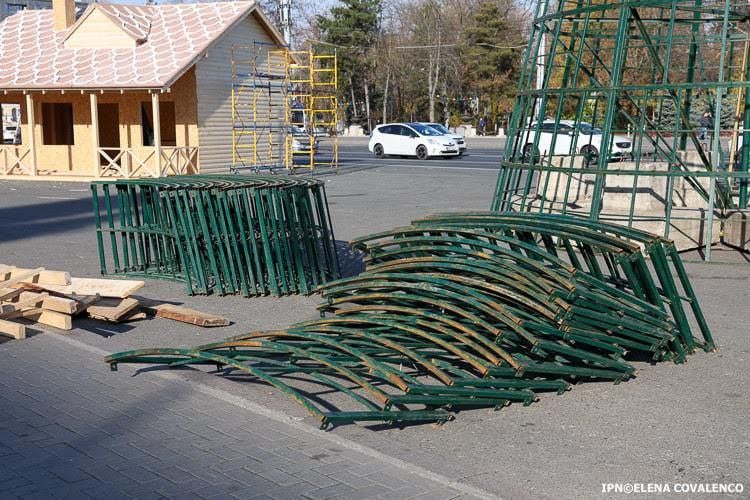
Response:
[460,0,521,127]
[317,0,381,127]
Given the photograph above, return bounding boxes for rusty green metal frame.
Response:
[492,0,750,260]
[106,213,711,428]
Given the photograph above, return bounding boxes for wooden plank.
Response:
[41,278,145,299]
[0,265,71,286]
[0,292,49,318]
[0,288,23,302]
[11,283,101,314]
[87,298,140,322]
[0,268,43,289]
[70,295,101,315]
[143,303,230,327]
[16,291,77,315]
[121,310,147,322]
[4,308,72,330]
[0,319,25,339]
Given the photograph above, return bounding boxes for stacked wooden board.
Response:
[0,264,230,340]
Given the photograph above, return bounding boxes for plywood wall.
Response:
[64,8,137,49]
[2,69,198,176]
[195,12,286,173]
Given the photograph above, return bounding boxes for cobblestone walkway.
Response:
[0,334,488,499]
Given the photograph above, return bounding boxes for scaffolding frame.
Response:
[492,0,750,259]
[287,48,339,174]
[231,44,339,175]
[231,41,289,173]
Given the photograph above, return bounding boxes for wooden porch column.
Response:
[151,92,162,177]
[90,93,100,177]
[25,93,37,176]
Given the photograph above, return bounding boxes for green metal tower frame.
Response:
[492,0,750,259]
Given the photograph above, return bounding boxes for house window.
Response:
[141,101,177,147]
[42,103,74,145]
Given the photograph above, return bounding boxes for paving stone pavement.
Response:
[0,333,490,499]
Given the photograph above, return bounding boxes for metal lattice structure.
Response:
[231,42,289,173]
[231,45,339,174]
[287,48,339,174]
[492,0,750,258]
[91,175,340,297]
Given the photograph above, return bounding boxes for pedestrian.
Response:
[698,111,712,147]
[479,117,486,136]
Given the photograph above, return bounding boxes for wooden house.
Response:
[0,0,286,179]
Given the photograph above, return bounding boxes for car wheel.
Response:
[416,145,429,160]
[580,145,599,167]
[522,143,539,163]
[374,143,385,158]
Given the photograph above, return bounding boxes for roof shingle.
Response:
[0,1,256,90]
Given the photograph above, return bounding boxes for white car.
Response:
[518,120,632,165]
[288,126,318,154]
[421,122,466,154]
[369,123,459,160]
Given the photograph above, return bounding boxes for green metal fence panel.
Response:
[91,175,340,297]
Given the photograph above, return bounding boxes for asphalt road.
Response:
[330,137,505,173]
[1,144,748,499]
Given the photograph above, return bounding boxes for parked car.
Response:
[288,126,318,154]
[518,120,632,165]
[420,122,466,154]
[368,123,459,159]
[3,125,18,144]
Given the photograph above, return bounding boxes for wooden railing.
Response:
[98,147,198,178]
[0,145,32,175]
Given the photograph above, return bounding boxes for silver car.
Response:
[421,123,466,154]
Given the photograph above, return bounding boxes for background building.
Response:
[0,0,287,178]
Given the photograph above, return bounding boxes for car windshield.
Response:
[427,123,450,134]
[578,123,602,135]
[409,123,442,136]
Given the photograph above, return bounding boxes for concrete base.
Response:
[723,211,750,250]
[343,125,366,137]
[455,125,477,137]
[528,159,721,250]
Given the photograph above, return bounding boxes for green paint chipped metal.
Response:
[106,213,712,429]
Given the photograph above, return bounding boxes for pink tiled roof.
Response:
[0,1,262,90]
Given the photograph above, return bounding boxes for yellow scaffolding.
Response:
[231,45,338,174]
[286,48,339,174]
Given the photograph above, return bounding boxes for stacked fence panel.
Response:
[91,175,340,296]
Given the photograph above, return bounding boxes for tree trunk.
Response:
[382,70,390,124]
[428,56,440,122]
[441,79,448,125]
[427,34,442,123]
[349,76,359,119]
[364,78,372,133]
